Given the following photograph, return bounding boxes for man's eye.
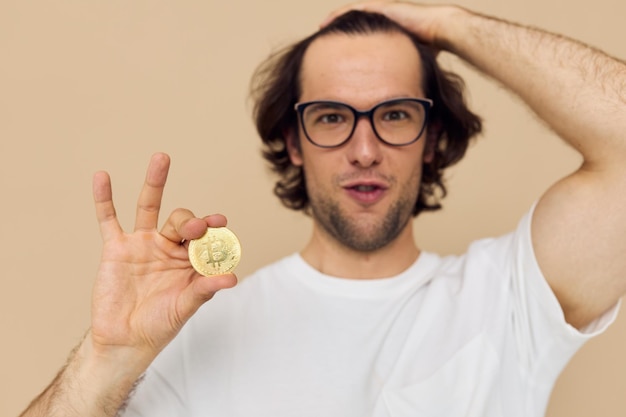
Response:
[383,110,409,121]
[318,113,344,124]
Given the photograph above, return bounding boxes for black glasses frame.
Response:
[294,98,433,148]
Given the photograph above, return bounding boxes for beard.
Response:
[309,186,416,253]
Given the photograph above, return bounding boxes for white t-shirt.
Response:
[123,208,619,417]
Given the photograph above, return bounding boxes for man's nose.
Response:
[345,116,383,168]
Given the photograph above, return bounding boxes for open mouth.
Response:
[350,184,381,192]
[344,182,387,204]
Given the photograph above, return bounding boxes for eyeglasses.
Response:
[294,98,433,148]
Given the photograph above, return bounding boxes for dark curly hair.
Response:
[251,10,482,216]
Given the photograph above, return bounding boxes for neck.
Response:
[300,220,420,279]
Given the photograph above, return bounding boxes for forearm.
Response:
[437,7,626,165]
[20,333,150,417]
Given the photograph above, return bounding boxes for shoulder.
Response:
[430,210,532,278]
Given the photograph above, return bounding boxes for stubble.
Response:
[309,186,416,252]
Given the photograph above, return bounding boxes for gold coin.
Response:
[188,227,241,276]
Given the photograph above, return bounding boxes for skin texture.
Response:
[20,2,626,416]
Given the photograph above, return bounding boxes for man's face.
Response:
[288,31,430,252]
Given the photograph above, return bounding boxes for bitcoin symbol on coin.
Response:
[188,227,241,276]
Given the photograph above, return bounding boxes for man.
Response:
[20,2,626,416]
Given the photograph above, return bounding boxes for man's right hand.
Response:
[91,152,237,361]
[20,153,237,417]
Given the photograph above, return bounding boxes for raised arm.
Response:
[19,153,238,417]
[328,1,626,328]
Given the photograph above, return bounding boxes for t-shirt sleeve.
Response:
[508,203,621,382]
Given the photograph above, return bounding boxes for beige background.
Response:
[1,0,624,415]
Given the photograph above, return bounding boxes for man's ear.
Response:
[285,128,304,166]
[423,123,440,164]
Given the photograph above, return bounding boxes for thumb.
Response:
[179,274,238,317]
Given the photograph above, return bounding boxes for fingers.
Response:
[160,209,203,243]
[184,272,239,310]
[99,152,228,244]
[134,153,171,232]
[202,213,228,228]
[160,209,229,244]
[170,272,238,330]
[93,171,123,241]
[321,1,444,47]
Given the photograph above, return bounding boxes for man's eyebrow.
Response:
[306,102,348,112]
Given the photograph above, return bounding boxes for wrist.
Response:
[81,333,153,384]
[57,334,153,416]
